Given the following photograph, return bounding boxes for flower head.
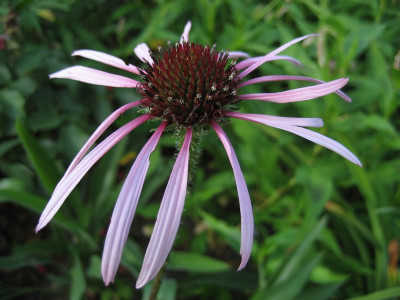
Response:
[138,42,240,126]
[38,21,361,288]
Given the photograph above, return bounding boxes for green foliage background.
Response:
[0,0,399,299]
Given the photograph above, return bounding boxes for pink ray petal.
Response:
[239,75,351,102]
[102,122,167,285]
[210,121,254,270]
[236,55,302,70]
[134,43,154,65]
[269,55,303,67]
[49,66,140,88]
[72,50,141,75]
[238,78,348,103]
[228,51,251,58]
[229,113,362,166]
[180,21,192,43]
[136,128,192,289]
[35,114,151,232]
[224,111,324,128]
[239,34,317,78]
[65,101,140,177]
[51,102,140,207]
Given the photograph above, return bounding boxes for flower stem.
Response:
[148,265,165,300]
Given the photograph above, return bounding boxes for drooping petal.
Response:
[239,75,351,102]
[224,111,324,128]
[228,51,251,58]
[136,128,192,289]
[239,34,317,78]
[51,102,140,209]
[238,78,348,103]
[229,112,362,166]
[49,66,140,88]
[210,121,254,270]
[64,101,140,177]
[72,49,141,74]
[35,114,151,232]
[274,124,362,166]
[236,55,302,70]
[102,122,167,285]
[180,21,192,43]
[134,43,154,65]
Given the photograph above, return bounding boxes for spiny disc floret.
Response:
[138,42,241,126]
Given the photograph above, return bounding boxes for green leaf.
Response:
[199,210,241,251]
[0,182,96,247]
[0,252,51,271]
[254,254,323,300]
[142,278,177,300]
[273,217,327,284]
[70,255,86,300]
[16,119,60,194]
[86,255,101,279]
[15,49,50,75]
[168,252,230,273]
[358,115,396,135]
[325,201,379,247]
[0,139,19,159]
[181,270,258,290]
[0,89,25,136]
[11,76,37,97]
[348,287,400,300]
[296,166,333,220]
[310,265,348,283]
[0,64,11,85]
[121,239,143,277]
[296,282,344,300]
[0,286,47,300]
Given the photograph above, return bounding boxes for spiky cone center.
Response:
[138,42,241,126]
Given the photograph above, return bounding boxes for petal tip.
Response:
[102,272,114,286]
[35,223,43,233]
[49,70,66,79]
[71,49,89,58]
[355,158,363,167]
[237,258,248,271]
[135,278,147,289]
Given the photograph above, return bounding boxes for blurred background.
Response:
[0,0,399,299]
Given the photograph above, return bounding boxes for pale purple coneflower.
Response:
[36,21,361,288]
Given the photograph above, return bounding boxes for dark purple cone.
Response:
[138,42,241,126]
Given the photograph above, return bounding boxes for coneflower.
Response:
[36,21,361,288]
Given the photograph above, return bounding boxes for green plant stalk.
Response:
[148,265,165,300]
[351,165,387,290]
